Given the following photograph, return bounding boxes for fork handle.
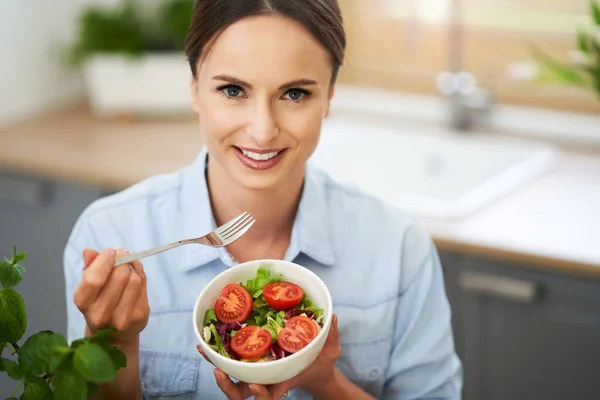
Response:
[113,240,187,267]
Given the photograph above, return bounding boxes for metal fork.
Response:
[113,211,255,267]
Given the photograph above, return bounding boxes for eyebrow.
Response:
[212,75,317,90]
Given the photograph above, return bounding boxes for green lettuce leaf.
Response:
[297,296,324,320]
[208,324,229,358]
[239,266,282,297]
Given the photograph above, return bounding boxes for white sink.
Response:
[310,113,559,219]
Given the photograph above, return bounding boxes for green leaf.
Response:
[297,296,325,319]
[69,338,87,350]
[108,346,127,371]
[0,259,25,288]
[23,376,53,400]
[86,382,99,397]
[208,324,229,358]
[240,266,282,297]
[578,32,590,53]
[52,366,87,400]
[530,44,590,86]
[73,343,115,383]
[11,247,27,265]
[0,288,27,343]
[203,309,217,326]
[19,331,69,376]
[88,328,117,348]
[1,357,23,380]
[262,314,285,340]
[592,0,600,26]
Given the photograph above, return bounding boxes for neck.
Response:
[205,155,305,247]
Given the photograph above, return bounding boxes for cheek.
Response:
[278,104,324,147]
[198,96,243,143]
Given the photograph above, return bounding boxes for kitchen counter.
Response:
[1,105,599,279]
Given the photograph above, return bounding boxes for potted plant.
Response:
[508,0,600,104]
[66,0,195,117]
[0,246,126,399]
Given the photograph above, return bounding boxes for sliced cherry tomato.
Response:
[214,283,253,323]
[263,281,304,311]
[277,315,319,353]
[231,325,272,359]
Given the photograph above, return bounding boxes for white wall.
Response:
[0,0,87,125]
[0,0,169,126]
[0,0,135,126]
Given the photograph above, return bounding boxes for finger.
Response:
[82,249,99,268]
[86,264,131,330]
[110,266,143,331]
[74,248,117,309]
[269,381,296,400]
[330,314,339,343]
[214,369,245,400]
[323,314,341,357]
[130,258,150,322]
[196,345,215,366]
[249,384,273,400]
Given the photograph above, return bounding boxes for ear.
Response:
[190,75,200,114]
[325,84,336,118]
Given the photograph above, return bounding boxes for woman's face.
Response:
[191,14,334,191]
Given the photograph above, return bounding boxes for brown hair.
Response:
[184,0,346,83]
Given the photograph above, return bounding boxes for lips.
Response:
[233,146,287,171]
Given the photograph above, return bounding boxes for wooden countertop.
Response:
[2,106,599,279]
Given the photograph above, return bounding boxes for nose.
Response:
[245,101,280,146]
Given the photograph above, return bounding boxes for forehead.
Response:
[198,14,332,83]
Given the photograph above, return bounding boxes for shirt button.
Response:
[369,368,380,378]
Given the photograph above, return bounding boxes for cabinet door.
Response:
[456,257,600,400]
[0,172,105,398]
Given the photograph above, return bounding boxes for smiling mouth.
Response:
[233,146,287,170]
[239,148,281,161]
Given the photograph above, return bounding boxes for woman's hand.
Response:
[198,314,341,400]
[73,248,150,346]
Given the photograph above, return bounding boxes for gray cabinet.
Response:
[441,251,600,400]
[0,171,105,398]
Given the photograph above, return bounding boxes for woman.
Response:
[63,0,462,399]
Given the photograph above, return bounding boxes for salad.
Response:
[202,266,324,362]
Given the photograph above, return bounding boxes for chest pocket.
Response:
[140,349,200,399]
[333,298,397,398]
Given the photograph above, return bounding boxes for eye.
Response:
[283,88,310,102]
[218,85,245,98]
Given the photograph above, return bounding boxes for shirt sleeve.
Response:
[383,225,463,399]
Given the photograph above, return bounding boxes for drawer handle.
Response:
[458,270,540,304]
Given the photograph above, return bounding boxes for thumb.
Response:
[82,248,100,269]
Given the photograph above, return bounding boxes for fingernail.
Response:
[249,384,259,394]
[108,248,116,257]
[213,369,221,382]
[196,345,202,352]
[120,248,132,254]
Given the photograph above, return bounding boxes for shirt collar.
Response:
[179,147,335,271]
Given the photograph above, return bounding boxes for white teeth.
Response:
[241,149,279,161]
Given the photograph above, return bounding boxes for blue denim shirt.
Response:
[63,146,462,399]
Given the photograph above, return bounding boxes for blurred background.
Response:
[1,0,600,398]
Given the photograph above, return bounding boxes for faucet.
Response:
[435,0,494,131]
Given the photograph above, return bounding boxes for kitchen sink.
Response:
[310,112,559,219]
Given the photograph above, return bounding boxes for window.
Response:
[337,0,599,114]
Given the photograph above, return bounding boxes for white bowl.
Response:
[192,259,333,385]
